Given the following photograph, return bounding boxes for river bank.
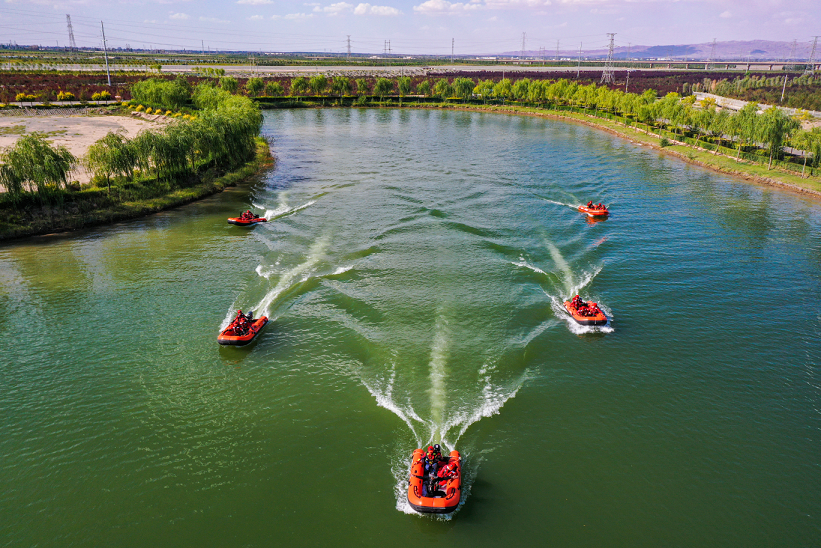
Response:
[0,137,272,241]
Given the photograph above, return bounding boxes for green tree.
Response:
[291,77,309,96]
[511,78,531,101]
[245,77,264,97]
[731,102,760,160]
[493,78,512,103]
[433,78,452,99]
[374,78,394,101]
[265,81,284,96]
[330,76,352,96]
[355,78,369,95]
[758,107,800,169]
[452,77,474,102]
[397,76,412,98]
[0,133,76,201]
[219,77,239,93]
[473,79,494,103]
[793,127,821,176]
[416,80,431,97]
[84,131,137,193]
[309,75,328,95]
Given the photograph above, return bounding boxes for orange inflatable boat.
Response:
[578,204,609,217]
[218,311,269,346]
[227,216,267,226]
[407,448,462,514]
[563,298,608,326]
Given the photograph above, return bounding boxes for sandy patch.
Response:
[0,114,169,184]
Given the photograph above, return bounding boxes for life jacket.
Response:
[438,462,457,479]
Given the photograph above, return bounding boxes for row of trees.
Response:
[0,83,262,201]
[143,72,819,172]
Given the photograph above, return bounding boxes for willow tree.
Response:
[493,78,512,103]
[355,78,369,96]
[452,77,474,102]
[0,133,75,202]
[757,106,800,169]
[433,78,452,99]
[330,76,352,96]
[291,77,309,97]
[265,81,284,96]
[473,79,494,104]
[309,75,328,96]
[793,127,821,177]
[732,102,761,161]
[416,80,431,97]
[219,77,239,94]
[374,78,394,101]
[84,132,137,193]
[245,77,264,97]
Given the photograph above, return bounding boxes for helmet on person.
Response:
[428,446,434,452]
[433,444,440,452]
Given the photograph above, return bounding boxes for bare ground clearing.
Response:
[0,113,167,183]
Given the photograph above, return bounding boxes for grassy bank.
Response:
[0,137,272,241]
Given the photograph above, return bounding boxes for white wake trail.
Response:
[254,235,329,317]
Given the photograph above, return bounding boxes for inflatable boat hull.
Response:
[407,449,462,514]
[228,217,267,226]
[218,317,269,346]
[578,206,609,217]
[563,301,608,326]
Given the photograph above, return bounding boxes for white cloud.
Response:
[272,12,315,19]
[169,12,190,19]
[483,0,551,7]
[200,16,230,23]
[248,14,264,20]
[354,3,402,15]
[314,2,354,14]
[238,0,273,4]
[413,0,481,13]
[719,10,731,18]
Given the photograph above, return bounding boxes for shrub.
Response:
[91,91,112,101]
[660,137,671,147]
[57,91,76,101]
[135,104,145,112]
[165,110,173,116]
[145,107,154,114]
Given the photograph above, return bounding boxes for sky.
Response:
[0,0,818,56]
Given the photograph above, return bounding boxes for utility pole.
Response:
[576,42,582,79]
[601,33,615,84]
[451,38,454,63]
[805,36,819,75]
[346,35,351,61]
[556,39,560,61]
[521,32,526,60]
[781,73,788,102]
[101,21,111,87]
[625,69,632,92]
[627,42,631,63]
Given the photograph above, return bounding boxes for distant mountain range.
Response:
[506,40,817,61]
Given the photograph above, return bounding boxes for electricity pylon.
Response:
[600,33,615,84]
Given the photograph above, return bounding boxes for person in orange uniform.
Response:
[435,461,459,490]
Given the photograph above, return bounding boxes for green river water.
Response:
[1,109,820,547]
